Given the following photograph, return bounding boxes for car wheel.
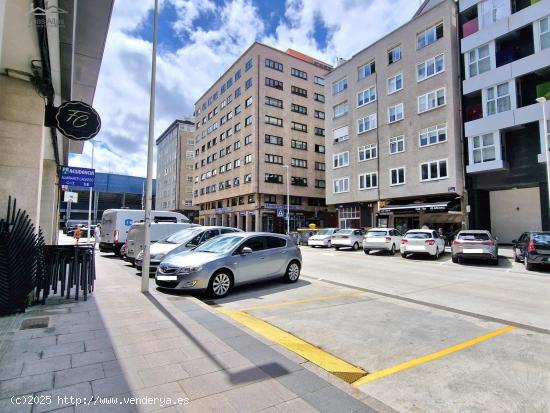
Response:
[389,244,396,255]
[524,256,533,271]
[401,252,407,258]
[492,257,499,266]
[283,261,301,283]
[207,271,233,298]
[514,249,521,263]
[327,241,331,248]
[352,242,359,251]
[334,246,340,250]
[452,255,458,263]
[363,249,370,255]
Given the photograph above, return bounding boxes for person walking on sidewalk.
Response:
[94,224,101,249]
[74,226,82,244]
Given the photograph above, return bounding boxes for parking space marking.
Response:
[352,325,516,387]
[239,291,365,312]
[218,307,368,383]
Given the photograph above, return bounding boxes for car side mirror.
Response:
[511,239,516,244]
[241,247,253,254]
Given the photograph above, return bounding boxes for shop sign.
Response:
[45,101,101,141]
[60,166,95,187]
[214,207,232,213]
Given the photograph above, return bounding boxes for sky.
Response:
[69,0,421,178]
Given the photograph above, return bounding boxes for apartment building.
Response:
[193,42,336,232]
[325,0,464,234]
[459,0,550,242]
[155,118,198,220]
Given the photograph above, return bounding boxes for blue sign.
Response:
[124,219,134,226]
[60,166,95,188]
[276,207,285,218]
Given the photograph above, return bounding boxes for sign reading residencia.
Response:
[45,101,101,141]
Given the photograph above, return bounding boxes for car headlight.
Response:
[177,265,202,275]
[152,253,166,260]
[136,251,143,260]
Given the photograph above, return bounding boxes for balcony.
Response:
[516,69,550,108]
[464,91,483,122]
[511,0,538,13]
[495,25,534,67]
[460,5,479,38]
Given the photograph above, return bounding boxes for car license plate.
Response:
[157,275,177,281]
[463,249,483,254]
[408,246,425,251]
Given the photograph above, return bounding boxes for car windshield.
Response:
[338,230,353,235]
[532,233,550,243]
[161,228,202,244]
[195,235,243,253]
[406,232,431,239]
[367,231,387,237]
[458,233,490,241]
[317,229,334,235]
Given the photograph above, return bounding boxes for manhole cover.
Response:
[20,317,50,330]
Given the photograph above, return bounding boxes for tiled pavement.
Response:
[0,252,395,413]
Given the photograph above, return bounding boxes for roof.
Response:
[156,118,195,145]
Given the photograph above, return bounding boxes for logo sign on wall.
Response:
[45,101,101,141]
[60,166,95,188]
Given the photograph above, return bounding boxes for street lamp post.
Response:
[87,139,101,242]
[283,165,290,234]
[537,97,550,215]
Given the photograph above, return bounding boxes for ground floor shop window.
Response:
[338,207,361,229]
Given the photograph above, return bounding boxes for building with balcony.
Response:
[155,118,198,220]
[325,0,465,234]
[193,43,336,232]
[459,0,550,242]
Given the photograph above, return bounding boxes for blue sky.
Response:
[70,0,420,177]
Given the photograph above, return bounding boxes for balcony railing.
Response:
[463,18,479,38]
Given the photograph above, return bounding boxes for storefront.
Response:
[335,203,374,229]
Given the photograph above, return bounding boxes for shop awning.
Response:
[379,201,452,214]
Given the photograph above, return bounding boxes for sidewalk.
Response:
[0,250,392,413]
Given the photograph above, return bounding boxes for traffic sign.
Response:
[277,207,285,218]
[60,166,95,187]
[63,191,78,203]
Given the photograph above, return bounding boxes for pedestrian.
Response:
[74,226,82,244]
[94,224,101,250]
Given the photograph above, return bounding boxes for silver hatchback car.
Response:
[155,232,302,298]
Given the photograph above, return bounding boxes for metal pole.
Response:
[284,165,290,234]
[537,97,550,218]
[87,142,94,242]
[142,0,159,293]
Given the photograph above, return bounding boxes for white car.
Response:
[308,228,340,248]
[363,228,403,255]
[331,229,366,251]
[400,229,445,259]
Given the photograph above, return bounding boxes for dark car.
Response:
[512,231,550,271]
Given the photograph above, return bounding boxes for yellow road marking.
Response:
[352,325,516,387]
[239,291,365,312]
[218,308,367,383]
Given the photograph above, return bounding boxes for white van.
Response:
[125,222,199,264]
[99,209,188,255]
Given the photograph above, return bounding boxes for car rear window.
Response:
[406,232,431,239]
[367,231,387,237]
[532,233,550,243]
[458,233,490,241]
[338,230,353,235]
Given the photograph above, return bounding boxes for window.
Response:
[333,177,349,193]
[234,87,241,98]
[290,196,302,205]
[234,159,241,168]
[291,122,307,132]
[291,68,307,79]
[417,22,443,49]
[315,161,326,171]
[291,158,307,168]
[245,116,252,126]
[265,77,283,90]
[358,61,375,79]
[388,46,401,64]
[420,124,447,147]
[314,127,325,137]
[389,135,405,154]
[332,78,348,95]
[234,140,241,150]
[485,82,510,115]
[244,135,252,145]
[291,86,307,97]
[265,134,282,145]
[245,58,253,71]
[235,105,241,115]
[245,78,253,89]
[226,78,233,89]
[291,176,307,186]
[418,88,446,113]
[291,103,308,115]
[291,139,307,150]
[472,133,496,163]
[244,173,252,183]
[227,111,234,121]
[245,96,253,107]
[234,123,241,132]
[265,96,283,108]
[314,110,325,119]
[264,194,277,203]
[244,154,252,164]
[390,167,405,185]
[359,172,378,190]
[357,86,376,107]
[388,103,404,123]
[265,58,283,71]
[315,179,326,189]
[387,73,403,94]
[314,93,325,102]
[417,54,445,82]
[467,44,491,78]
[420,159,448,181]
[357,114,377,134]
[315,144,325,153]
[540,17,550,50]
[333,126,349,143]
[334,102,348,118]
[333,151,349,168]
[314,76,325,85]
[265,115,283,127]
[358,144,377,161]
[247,194,255,203]
[265,154,283,164]
[265,173,283,183]
[234,69,241,80]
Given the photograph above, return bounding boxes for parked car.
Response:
[400,229,445,259]
[136,226,241,273]
[512,231,550,271]
[451,230,498,265]
[331,229,365,251]
[308,228,339,248]
[155,232,302,298]
[363,228,402,255]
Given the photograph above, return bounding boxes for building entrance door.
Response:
[394,216,419,234]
